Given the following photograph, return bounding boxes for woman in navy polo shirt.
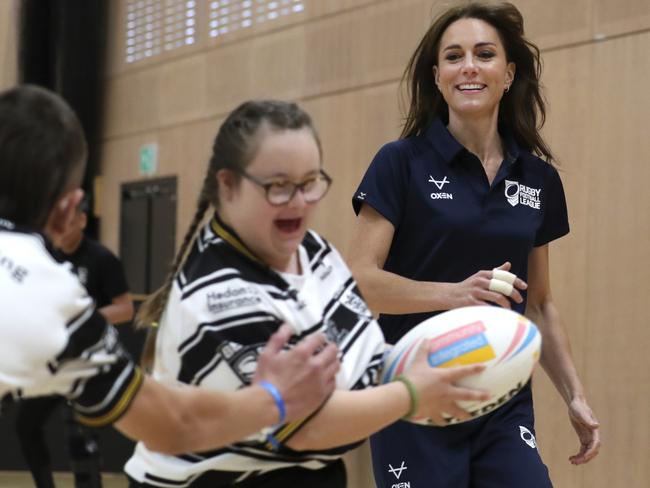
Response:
[349,2,601,487]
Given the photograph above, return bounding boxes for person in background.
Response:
[348,2,600,487]
[60,197,134,326]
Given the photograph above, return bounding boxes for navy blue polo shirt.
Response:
[352,118,569,344]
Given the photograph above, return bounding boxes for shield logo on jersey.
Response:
[505,180,520,206]
[519,425,537,449]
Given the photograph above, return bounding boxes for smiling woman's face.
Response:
[434,17,515,121]
[218,126,322,271]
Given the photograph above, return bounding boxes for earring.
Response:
[505,85,510,93]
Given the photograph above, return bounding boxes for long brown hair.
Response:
[136,100,321,368]
[400,1,554,162]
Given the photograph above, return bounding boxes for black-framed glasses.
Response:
[237,169,332,206]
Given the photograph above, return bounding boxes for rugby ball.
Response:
[381,306,541,426]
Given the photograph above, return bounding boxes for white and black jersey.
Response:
[0,219,142,426]
[125,215,386,487]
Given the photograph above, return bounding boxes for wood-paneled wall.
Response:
[99,1,650,486]
[0,0,18,91]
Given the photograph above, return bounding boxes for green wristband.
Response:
[394,374,419,419]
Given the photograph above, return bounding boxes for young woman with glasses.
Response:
[125,100,489,487]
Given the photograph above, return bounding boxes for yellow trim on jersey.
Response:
[264,419,307,450]
[211,217,260,264]
[76,367,144,427]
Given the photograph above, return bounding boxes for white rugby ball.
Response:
[381,305,541,426]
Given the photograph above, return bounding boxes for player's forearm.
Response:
[170,385,281,453]
[526,300,586,403]
[285,383,410,451]
[352,265,452,316]
[98,302,134,324]
[116,378,278,454]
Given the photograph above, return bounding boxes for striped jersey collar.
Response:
[210,212,261,264]
[208,213,307,292]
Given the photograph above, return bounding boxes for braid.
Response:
[136,192,211,369]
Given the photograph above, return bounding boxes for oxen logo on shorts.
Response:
[388,461,407,480]
[519,425,537,449]
[505,180,541,210]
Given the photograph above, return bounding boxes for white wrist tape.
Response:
[489,278,514,297]
[492,269,517,285]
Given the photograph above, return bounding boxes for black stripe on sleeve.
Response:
[180,271,241,300]
[74,365,143,427]
[178,311,281,354]
[50,308,108,370]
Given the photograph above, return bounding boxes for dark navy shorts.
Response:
[370,382,552,488]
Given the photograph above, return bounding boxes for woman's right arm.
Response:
[348,204,525,314]
[286,342,489,450]
[114,326,339,455]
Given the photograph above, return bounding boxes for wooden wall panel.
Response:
[580,32,650,488]
[533,33,650,487]
[594,0,650,37]
[0,0,18,91]
[303,0,430,97]
[514,0,594,49]
[249,27,307,101]
[304,83,402,254]
[156,118,218,250]
[104,69,162,138]
[306,0,381,18]
[106,0,128,77]
[532,43,595,488]
[159,54,209,125]
[204,41,256,115]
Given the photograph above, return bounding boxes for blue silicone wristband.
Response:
[259,381,286,425]
[266,432,281,451]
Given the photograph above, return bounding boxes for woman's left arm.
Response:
[526,244,601,465]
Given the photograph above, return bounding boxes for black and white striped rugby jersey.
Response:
[0,219,143,426]
[125,214,386,487]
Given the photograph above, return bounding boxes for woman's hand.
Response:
[448,262,527,309]
[568,397,601,464]
[254,325,340,423]
[404,340,490,425]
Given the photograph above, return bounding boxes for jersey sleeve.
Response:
[535,165,570,246]
[156,269,282,389]
[56,311,143,427]
[328,247,386,391]
[352,142,409,228]
[0,239,142,426]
